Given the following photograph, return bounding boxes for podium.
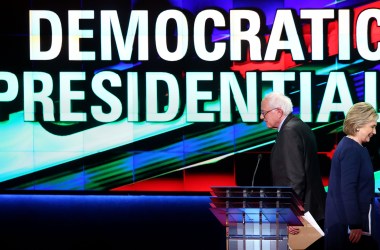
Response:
[210,186,305,250]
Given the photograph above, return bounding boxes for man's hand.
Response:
[288,226,300,235]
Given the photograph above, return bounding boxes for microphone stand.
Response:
[251,154,262,186]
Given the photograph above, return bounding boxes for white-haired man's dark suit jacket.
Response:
[270,113,326,222]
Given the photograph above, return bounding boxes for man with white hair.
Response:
[260,92,326,248]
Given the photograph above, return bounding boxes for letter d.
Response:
[29,10,62,60]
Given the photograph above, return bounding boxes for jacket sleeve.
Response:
[339,146,362,228]
[275,126,306,200]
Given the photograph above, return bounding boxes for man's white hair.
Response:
[263,92,293,115]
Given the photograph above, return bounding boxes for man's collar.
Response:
[277,114,290,131]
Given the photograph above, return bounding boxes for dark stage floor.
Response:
[0,192,226,250]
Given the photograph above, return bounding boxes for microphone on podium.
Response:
[251,154,263,186]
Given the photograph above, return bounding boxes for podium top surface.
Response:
[211,186,301,201]
[209,186,305,214]
[209,186,305,226]
[210,186,299,196]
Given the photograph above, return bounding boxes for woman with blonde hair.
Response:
[324,102,379,250]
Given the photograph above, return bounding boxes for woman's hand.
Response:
[349,228,363,243]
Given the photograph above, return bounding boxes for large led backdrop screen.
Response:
[1,0,380,191]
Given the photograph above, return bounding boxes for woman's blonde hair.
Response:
[343,102,378,135]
